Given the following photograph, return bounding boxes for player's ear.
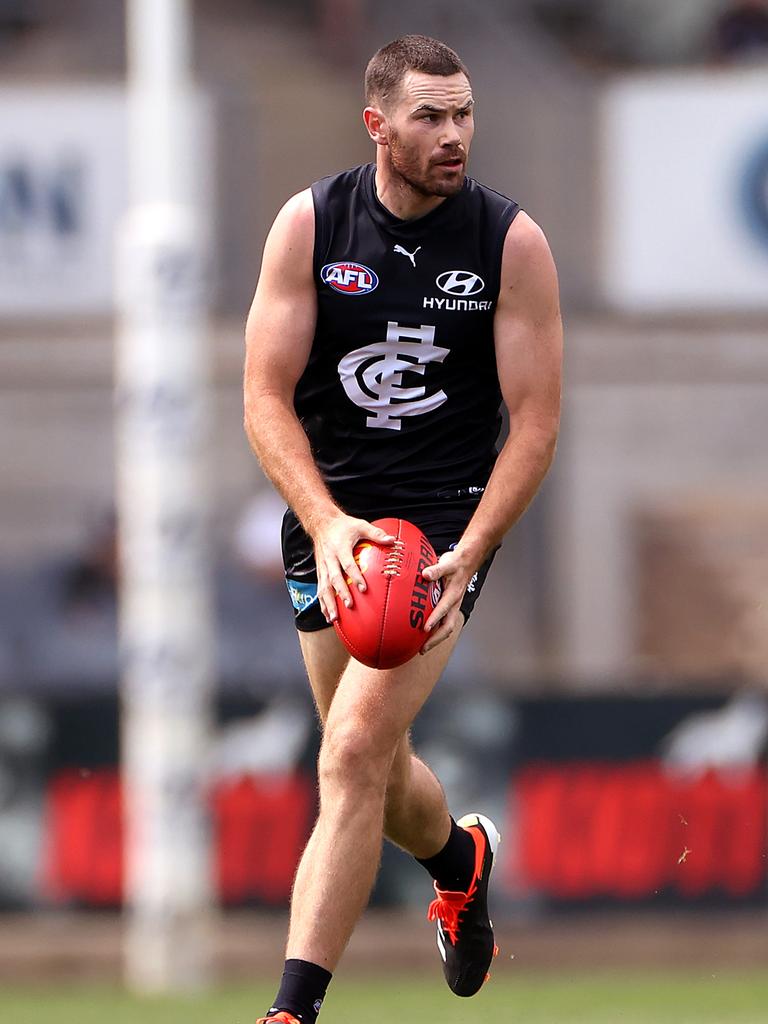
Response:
[363,105,388,146]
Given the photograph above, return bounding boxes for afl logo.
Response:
[436,270,485,296]
[322,261,379,295]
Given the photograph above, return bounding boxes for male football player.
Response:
[244,34,562,1024]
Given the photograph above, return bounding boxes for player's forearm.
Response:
[459,420,558,563]
[244,392,341,536]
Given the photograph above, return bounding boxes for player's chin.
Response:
[430,177,466,196]
[429,168,465,195]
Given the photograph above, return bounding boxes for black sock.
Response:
[416,816,476,892]
[266,958,332,1024]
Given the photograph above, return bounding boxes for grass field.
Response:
[2,973,767,1024]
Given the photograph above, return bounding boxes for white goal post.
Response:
[115,0,214,994]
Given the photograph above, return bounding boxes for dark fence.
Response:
[0,690,764,913]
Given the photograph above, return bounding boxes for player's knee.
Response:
[318,721,391,795]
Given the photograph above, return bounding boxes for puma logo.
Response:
[393,244,422,268]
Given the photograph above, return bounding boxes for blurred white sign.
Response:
[0,87,127,316]
[601,71,768,312]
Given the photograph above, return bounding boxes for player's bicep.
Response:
[244,189,317,401]
[494,213,562,434]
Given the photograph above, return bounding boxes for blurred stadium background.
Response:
[1,0,767,1020]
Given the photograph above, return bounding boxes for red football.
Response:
[333,518,441,669]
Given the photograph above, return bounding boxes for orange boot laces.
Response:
[427,877,478,945]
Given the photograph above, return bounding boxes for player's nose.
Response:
[439,125,462,147]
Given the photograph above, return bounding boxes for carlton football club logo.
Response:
[322,261,379,295]
[338,321,450,431]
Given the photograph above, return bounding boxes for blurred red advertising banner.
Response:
[43,769,315,906]
[514,762,768,901]
[40,762,768,907]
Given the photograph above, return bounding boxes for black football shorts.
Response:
[281,503,498,633]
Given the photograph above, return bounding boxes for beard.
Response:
[386,127,466,199]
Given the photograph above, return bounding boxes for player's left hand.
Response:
[420,548,477,654]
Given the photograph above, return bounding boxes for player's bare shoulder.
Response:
[260,188,315,284]
[498,211,559,300]
[245,187,317,365]
[271,188,315,244]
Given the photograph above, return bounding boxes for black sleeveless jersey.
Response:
[296,162,520,514]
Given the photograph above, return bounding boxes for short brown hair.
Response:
[365,35,470,107]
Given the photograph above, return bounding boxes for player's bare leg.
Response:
[283,625,497,1007]
[383,738,452,856]
[287,628,462,970]
[298,627,454,858]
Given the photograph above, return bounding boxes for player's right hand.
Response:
[311,513,396,623]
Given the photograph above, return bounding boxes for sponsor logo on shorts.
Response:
[321,261,378,295]
[287,578,318,612]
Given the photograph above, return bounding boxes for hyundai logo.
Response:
[436,270,485,296]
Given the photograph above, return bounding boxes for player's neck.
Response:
[373,164,447,221]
